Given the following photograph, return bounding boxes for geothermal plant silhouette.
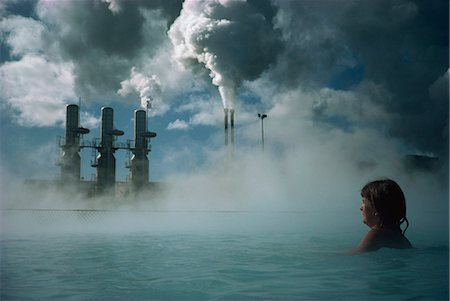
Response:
[58,104,157,195]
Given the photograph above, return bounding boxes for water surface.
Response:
[1,210,448,300]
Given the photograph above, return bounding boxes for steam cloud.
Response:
[34,0,180,98]
[0,0,448,214]
[168,0,282,109]
[1,0,447,160]
[0,0,182,127]
[269,0,449,158]
[0,0,448,247]
[118,67,166,115]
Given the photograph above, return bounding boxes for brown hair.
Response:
[361,179,409,234]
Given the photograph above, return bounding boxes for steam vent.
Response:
[58,104,157,196]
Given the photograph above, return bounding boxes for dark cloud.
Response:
[270,0,448,158]
[36,0,182,97]
[270,0,351,89]
[1,0,38,18]
[59,2,145,58]
[340,0,448,156]
[134,0,183,27]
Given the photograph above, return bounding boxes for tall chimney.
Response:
[129,109,157,192]
[60,104,89,184]
[96,107,123,194]
[224,108,229,146]
[130,110,149,191]
[230,109,234,147]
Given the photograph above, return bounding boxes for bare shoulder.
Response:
[382,230,413,249]
[348,229,413,255]
[358,229,382,251]
[347,229,381,254]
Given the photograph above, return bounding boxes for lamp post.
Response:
[258,113,267,152]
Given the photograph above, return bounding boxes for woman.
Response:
[349,179,412,254]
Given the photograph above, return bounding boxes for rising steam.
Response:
[168,0,282,109]
[118,67,165,114]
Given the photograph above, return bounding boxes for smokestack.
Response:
[224,108,229,146]
[224,108,234,164]
[129,109,157,192]
[134,110,147,149]
[60,104,89,184]
[230,109,234,147]
[96,107,123,194]
[131,110,149,191]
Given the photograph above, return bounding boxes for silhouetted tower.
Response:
[230,108,235,152]
[224,108,229,146]
[60,104,89,183]
[224,108,235,162]
[130,110,156,191]
[96,107,123,193]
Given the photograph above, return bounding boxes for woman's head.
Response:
[361,179,408,231]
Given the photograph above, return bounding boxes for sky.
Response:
[0,0,448,218]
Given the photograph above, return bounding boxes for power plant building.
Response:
[58,104,157,196]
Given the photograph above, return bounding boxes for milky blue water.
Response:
[1,211,448,300]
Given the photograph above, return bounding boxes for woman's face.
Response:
[360,198,380,229]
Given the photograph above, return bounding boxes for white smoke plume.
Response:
[168,0,282,109]
[118,67,167,115]
[101,0,121,14]
[167,119,189,130]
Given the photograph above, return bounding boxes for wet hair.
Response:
[361,179,409,234]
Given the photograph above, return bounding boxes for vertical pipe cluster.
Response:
[61,104,158,195]
[60,104,89,184]
[96,107,123,193]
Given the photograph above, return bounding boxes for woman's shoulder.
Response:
[351,229,382,253]
[379,229,413,249]
[368,228,413,250]
[349,228,412,254]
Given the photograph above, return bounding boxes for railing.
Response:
[57,136,152,169]
[58,137,151,152]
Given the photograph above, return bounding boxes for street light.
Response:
[258,113,267,152]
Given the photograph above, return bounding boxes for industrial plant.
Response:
[51,104,237,197]
[56,104,157,196]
